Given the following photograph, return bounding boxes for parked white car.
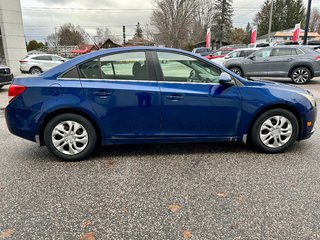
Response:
[211,48,260,66]
[20,54,67,74]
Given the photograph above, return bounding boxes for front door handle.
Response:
[166,94,184,101]
[93,90,111,98]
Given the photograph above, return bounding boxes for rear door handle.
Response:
[166,94,184,101]
[93,90,111,98]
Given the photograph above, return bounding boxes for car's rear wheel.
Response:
[44,113,97,161]
[229,67,243,77]
[30,66,42,75]
[290,67,311,84]
[251,109,299,153]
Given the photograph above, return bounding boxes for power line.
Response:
[22,6,260,12]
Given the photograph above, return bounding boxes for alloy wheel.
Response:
[51,120,89,155]
[259,115,293,148]
[292,69,309,84]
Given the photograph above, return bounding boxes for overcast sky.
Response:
[21,0,320,43]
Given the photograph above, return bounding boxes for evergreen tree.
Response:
[134,22,143,38]
[254,0,306,37]
[212,0,233,48]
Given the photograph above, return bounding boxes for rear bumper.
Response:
[5,105,39,143]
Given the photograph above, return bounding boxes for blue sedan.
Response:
[5,47,317,160]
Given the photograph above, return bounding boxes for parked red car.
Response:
[204,48,236,60]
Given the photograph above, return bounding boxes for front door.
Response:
[80,51,162,142]
[154,51,242,138]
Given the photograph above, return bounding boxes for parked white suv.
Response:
[20,54,67,74]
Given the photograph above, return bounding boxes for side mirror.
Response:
[224,55,230,59]
[219,73,234,86]
[247,55,256,60]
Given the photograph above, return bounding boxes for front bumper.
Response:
[299,106,317,140]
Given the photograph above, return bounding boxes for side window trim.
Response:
[77,50,156,82]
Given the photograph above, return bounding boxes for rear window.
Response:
[61,67,79,79]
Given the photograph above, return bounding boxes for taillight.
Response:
[315,56,320,61]
[8,85,26,103]
[19,60,28,63]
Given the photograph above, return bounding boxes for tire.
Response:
[44,113,97,161]
[290,67,311,84]
[251,109,299,153]
[30,66,42,75]
[229,67,243,77]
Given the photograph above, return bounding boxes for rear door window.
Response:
[100,52,149,80]
[32,55,52,61]
[271,48,297,56]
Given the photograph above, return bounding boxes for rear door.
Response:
[267,48,298,77]
[80,51,162,142]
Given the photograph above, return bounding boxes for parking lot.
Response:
[1,78,320,239]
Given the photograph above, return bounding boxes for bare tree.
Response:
[151,0,199,48]
[93,27,120,45]
[191,0,216,44]
[310,7,320,34]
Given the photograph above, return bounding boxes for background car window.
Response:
[79,58,101,79]
[100,52,148,80]
[157,52,221,83]
[240,50,255,57]
[254,48,271,58]
[52,56,64,61]
[212,51,222,56]
[228,51,241,58]
[32,55,52,61]
[271,48,297,56]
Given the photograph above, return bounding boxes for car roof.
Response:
[230,48,260,51]
[41,46,204,78]
[27,54,60,57]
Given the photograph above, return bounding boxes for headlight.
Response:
[300,93,316,107]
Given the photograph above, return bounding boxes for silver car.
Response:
[224,46,320,84]
[20,54,67,74]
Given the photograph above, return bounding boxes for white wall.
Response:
[0,0,27,74]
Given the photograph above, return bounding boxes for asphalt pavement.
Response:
[1,78,320,239]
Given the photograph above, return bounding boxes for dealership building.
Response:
[0,0,27,74]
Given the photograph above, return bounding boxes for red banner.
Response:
[206,28,211,48]
[250,28,257,44]
[292,23,300,42]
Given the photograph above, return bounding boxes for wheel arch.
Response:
[29,66,43,73]
[38,108,103,146]
[288,64,314,79]
[246,104,303,143]
[227,65,244,75]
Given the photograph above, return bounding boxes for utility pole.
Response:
[303,0,312,45]
[123,26,126,47]
[267,0,274,43]
[55,27,58,54]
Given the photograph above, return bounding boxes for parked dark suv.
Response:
[224,46,320,84]
[0,65,13,88]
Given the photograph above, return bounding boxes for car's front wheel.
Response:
[290,67,311,84]
[251,109,299,153]
[229,67,243,77]
[44,113,97,161]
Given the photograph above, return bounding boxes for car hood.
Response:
[242,79,310,95]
